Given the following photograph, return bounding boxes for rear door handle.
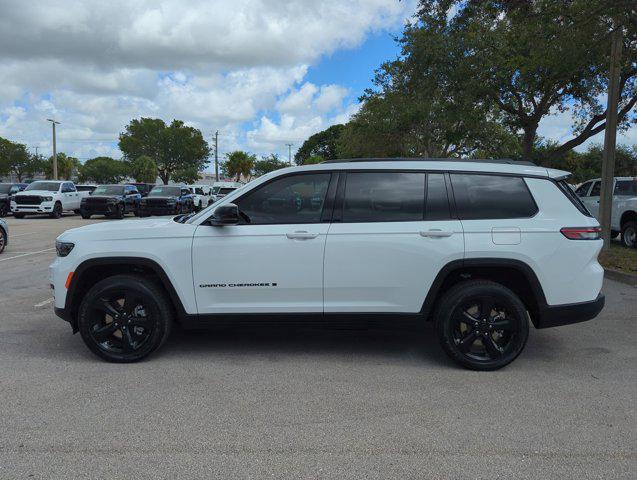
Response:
[420,229,453,238]
[286,231,319,240]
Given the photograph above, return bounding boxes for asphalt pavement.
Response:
[0,214,635,479]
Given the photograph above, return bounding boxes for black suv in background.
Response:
[131,183,156,197]
[80,185,141,219]
[0,183,27,217]
[139,185,194,216]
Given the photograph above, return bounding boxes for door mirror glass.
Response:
[210,203,240,226]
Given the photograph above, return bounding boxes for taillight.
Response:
[560,226,601,240]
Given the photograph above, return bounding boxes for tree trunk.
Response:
[520,125,537,162]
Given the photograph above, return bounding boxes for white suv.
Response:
[50,160,605,370]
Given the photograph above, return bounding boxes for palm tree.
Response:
[223,151,255,181]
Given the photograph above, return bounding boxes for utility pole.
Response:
[47,119,60,180]
[599,25,623,251]
[212,131,219,181]
[286,143,293,166]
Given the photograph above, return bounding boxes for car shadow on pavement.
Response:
[159,320,452,367]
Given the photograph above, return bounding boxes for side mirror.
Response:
[209,203,240,226]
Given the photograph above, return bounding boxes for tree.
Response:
[44,153,81,180]
[0,138,43,181]
[129,155,158,183]
[253,154,288,177]
[119,118,210,184]
[78,157,129,184]
[222,151,255,181]
[416,0,637,160]
[295,125,345,164]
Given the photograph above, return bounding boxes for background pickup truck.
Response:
[575,177,637,248]
[12,180,90,219]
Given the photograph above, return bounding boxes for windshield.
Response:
[0,185,12,194]
[615,180,637,196]
[149,186,181,197]
[93,186,124,195]
[25,181,60,192]
[76,185,96,192]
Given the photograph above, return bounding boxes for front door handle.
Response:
[420,229,453,238]
[286,231,319,240]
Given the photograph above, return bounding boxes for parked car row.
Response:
[2,180,241,220]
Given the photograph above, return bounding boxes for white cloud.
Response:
[0,0,414,163]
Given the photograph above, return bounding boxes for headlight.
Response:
[43,196,53,202]
[55,241,75,257]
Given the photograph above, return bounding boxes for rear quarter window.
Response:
[450,174,538,220]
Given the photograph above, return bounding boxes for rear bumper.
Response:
[535,294,605,329]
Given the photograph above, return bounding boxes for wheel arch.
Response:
[620,210,637,227]
[65,257,187,331]
[422,258,548,328]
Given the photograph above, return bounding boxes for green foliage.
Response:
[119,118,210,184]
[129,155,158,183]
[78,157,129,184]
[253,154,288,177]
[44,153,81,180]
[303,155,324,165]
[222,151,255,181]
[294,125,344,165]
[0,137,42,181]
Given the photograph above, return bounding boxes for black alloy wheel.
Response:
[435,281,529,370]
[0,203,7,217]
[50,202,63,219]
[115,203,125,219]
[78,275,173,362]
[0,229,6,254]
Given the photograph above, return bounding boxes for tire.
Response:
[73,209,81,215]
[434,280,529,371]
[621,221,637,249]
[77,274,173,363]
[0,203,8,217]
[50,202,62,219]
[13,213,25,219]
[115,203,125,219]
[0,228,6,254]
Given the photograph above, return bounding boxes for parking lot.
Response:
[0,214,635,479]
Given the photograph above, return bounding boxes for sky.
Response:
[0,0,634,172]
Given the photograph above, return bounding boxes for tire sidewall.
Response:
[51,202,62,219]
[78,275,172,362]
[621,221,637,248]
[435,281,529,370]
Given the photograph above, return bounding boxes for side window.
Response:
[425,173,450,220]
[575,181,592,197]
[589,181,601,197]
[614,180,637,196]
[343,172,425,223]
[235,173,331,225]
[450,174,538,220]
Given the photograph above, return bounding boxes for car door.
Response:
[192,172,335,314]
[61,183,79,210]
[323,171,464,313]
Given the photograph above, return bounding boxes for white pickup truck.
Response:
[186,184,213,211]
[575,177,637,248]
[11,180,90,219]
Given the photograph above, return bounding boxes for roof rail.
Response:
[322,157,538,167]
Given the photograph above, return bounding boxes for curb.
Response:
[604,269,637,286]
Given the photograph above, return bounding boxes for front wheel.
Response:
[50,202,63,219]
[0,228,6,254]
[621,221,637,249]
[0,203,8,217]
[434,280,529,371]
[78,275,173,362]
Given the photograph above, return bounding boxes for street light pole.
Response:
[599,25,623,251]
[286,143,293,166]
[47,119,61,180]
[214,131,219,182]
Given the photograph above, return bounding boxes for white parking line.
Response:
[34,297,54,308]
[10,232,40,238]
[0,248,56,262]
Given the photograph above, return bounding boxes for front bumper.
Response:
[81,203,118,215]
[140,205,178,215]
[11,200,55,214]
[535,294,605,329]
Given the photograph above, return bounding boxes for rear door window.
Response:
[342,172,425,223]
[450,174,538,220]
[575,181,593,197]
[589,181,601,197]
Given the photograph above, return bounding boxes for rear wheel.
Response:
[435,280,529,371]
[50,202,63,219]
[78,275,173,362]
[621,221,637,248]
